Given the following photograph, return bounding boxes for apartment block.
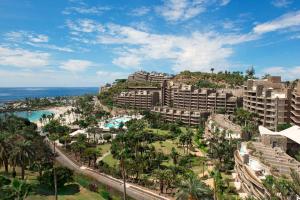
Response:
[128,71,173,84]
[162,81,240,113]
[243,76,291,131]
[113,90,160,109]
[291,81,300,126]
[151,106,210,126]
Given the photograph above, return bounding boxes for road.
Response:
[53,142,171,200]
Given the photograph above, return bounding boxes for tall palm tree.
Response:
[0,132,10,173]
[10,139,34,180]
[176,174,212,200]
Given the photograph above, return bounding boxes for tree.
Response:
[154,169,172,194]
[111,133,130,200]
[84,147,101,167]
[210,68,214,74]
[176,173,212,200]
[1,178,31,200]
[170,147,179,165]
[39,166,74,188]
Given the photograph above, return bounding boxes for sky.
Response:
[1,0,300,87]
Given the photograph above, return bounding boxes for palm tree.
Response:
[3,178,31,200]
[210,68,214,74]
[170,147,179,165]
[0,132,10,173]
[176,174,212,200]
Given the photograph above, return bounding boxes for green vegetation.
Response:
[175,70,245,87]
[277,123,292,131]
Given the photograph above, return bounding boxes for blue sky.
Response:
[0,0,300,87]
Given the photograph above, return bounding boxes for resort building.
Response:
[162,81,241,113]
[113,90,160,110]
[259,125,300,157]
[234,141,300,199]
[151,106,210,126]
[206,114,246,139]
[291,81,300,126]
[127,71,173,84]
[243,76,291,131]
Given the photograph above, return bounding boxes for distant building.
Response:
[113,90,160,110]
[291,81,300,126]
[99,83,112,94]
[128,71,173,84]
[243,76,291,131]
[207,114,246,139]
[151,106,210,126]
[162,81,241,114]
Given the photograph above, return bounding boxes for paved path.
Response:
[50,140,170,200]
[96,151,111,163]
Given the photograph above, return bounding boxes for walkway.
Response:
[50,140,171,200]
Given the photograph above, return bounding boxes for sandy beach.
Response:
[36,106,76,128]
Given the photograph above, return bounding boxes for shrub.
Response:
[39,166,73,188]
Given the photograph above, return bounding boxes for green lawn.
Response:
[102,153,119,168]
[97,143,111,154]
[146,128,170,136]
[28,184,105,200]
[152,139,185,155]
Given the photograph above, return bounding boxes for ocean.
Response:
[0,87,99,103]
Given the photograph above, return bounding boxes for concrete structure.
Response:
[113,90,160,109]
[151,106,210,126]
[128,71,173,84]
[291,81,300,126]
[162,81,240,113]
[243,76,291,131]
[207,114,245,139]
[259,125,300,156]
[234,141,300,199]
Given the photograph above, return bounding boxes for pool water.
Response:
[7,110,54,122]
[104,117,132,129]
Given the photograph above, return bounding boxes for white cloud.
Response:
[220,0,231,6]
[130,7,150,16]
[156,0,207,22]
[261,66,300,80]
[271,0,292,8]
[0,46,50,68]
[4,31,73,52]
[66,19,104,33]
[96,71,129,81]
[95,24,255,72]
[26,42,74,52]
[253,10,300,34]
[60,59,94,72]
[63,6,110,15]
[155,0,230,22]
[5,31,48,43]
[112,55,141,69]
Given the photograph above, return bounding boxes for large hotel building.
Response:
[113,78,241,125]
[243,76,291,131]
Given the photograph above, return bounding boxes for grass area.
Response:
[28,184,105,200]
[190,157,207,175]
[146,128,170,136]
[1,167,122,200]
[152,139,185,155]
[97,143,111,154]
[102,153,119,168]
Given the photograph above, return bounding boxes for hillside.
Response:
[172,70,245,88]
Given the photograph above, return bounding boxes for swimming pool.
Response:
[104,116,132,129]
[6,110,54,122]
